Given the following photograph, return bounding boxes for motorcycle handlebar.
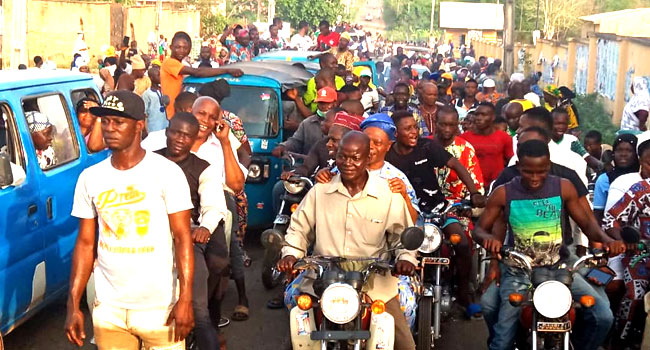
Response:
[499,247,533,272]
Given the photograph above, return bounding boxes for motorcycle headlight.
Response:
[283,180,305,194]
[418,223,442,253]
[320,283,360,324]
[248,163,262,179]
[533,281,572,318]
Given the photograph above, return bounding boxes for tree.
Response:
[275,0,340,28]
[383,0,434,42]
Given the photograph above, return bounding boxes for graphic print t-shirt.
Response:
[72,152,192,309]
[505,175,564,267]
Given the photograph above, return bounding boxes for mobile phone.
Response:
[586,267,615,286]
[123,36,130,47]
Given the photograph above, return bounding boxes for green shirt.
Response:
[303,76,346,112]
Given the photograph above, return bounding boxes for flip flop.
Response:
[231,305,249,321]
[218,317,230,328]
[266,296,285,309]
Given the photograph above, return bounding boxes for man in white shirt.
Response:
[290,21,314,51]
[65,91,194,349]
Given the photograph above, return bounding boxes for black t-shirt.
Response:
[386,138,452,211]
[493,163,588,197]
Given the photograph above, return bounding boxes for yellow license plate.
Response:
[537,321,571,332]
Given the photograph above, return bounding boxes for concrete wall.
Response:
[470,34,650,125]
[2,0,200,69]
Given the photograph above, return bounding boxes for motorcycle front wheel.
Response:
[417,296,433,350]
[261,249,284,289]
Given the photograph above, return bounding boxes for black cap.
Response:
[90,90,145,120]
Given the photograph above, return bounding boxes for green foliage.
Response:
[383,0,434,42]
[275,0,340,28]
[200,14,233,37]
[574,93,618,144]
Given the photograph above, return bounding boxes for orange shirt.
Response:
[161,58,185,118]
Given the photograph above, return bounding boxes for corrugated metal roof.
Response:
[439,2,504,30]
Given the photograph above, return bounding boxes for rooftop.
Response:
[580,8,650,37]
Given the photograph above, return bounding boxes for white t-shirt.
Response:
[290,33,314,51]
[71,152,193,309]
[605,172,643,211]
[360,89,379,111]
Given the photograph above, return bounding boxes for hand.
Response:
[166,299,194,342]
[307,55,315,60]
[315,168,335,183]
[280,171,295,181]
[604,240,626,256]
[286,88,299,101]
[271,145,286,158]
[394,260,416,276]
[277,255,298,272]
[191,227,211,244]
[387,177,408,198]
[213,120,230,142]
[470,193,486,208]
[64,307,86,347]
[483,238,503,256]
[228,68,244,77]
[480,260,501,293]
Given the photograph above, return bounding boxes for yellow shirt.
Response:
[282,173,416,301]
[328,47,355,72]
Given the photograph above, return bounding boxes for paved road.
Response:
[354,0,386,36]
[3,234,487,350]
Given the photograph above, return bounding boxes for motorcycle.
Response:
[261,153,314,289]
[500,247,608,350]
[415,201,472,349]
[261,227,424,350]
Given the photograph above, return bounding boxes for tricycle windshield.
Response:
[222,86,279,138]
[185,84,279,138]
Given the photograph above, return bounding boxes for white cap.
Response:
[483,79,496,88]
[510,72,525,83]
[359,68,372,77]
[524,92,541,107]
[637,131,650,154]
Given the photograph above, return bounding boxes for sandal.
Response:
[231,305,249,321]
[218,317,230,328]
[266,295,285,309]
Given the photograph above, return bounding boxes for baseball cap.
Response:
[483,79,496,88]
[90,90,145,120]
[636,131,650,154]
[314,86,337,103]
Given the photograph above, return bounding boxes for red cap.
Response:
[314,86,337,103]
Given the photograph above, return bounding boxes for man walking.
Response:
[65,91,195,349]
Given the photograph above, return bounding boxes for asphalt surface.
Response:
[3,234,487,350]
[354,0,386,36]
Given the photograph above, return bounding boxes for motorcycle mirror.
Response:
[260,229,285,250]
[621,226,641,244]
[400,227,425,250]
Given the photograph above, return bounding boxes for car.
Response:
[0,70,107,335]
[183,61,313,229]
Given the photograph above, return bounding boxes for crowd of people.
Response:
[39,10,650,350]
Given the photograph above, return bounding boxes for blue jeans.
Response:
[481,263,613,350]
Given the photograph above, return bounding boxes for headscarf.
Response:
[333,111,363,131]
[360,113,396,141]
[25,111,52,133]
[607,133,640,183]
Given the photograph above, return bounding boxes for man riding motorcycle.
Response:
[277,131,418,350]
[475,139,626,350]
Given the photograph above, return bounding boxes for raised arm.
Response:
[179,65,243,78]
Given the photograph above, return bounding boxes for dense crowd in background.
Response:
[13,12,650,350]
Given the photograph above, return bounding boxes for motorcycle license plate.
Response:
[537,321,571,332]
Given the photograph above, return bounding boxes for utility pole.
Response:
[503,0,515,75]
[155,0,162,39]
